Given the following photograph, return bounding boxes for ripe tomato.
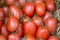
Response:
[23,2,35,17]
[16,24,23,37]
[36,27,49,40]
[0,20,3,28]
[9,6,21,20]
[0,35,6,40]
[32,16,43,28]
[24,35,36,40]
[24,21,36,36]
[48,36,59,40]
[0,8,5,20]
[7,16,19,32]
[6,0,14,6]
[34,0,43,5]
[45,17,58,33]
[1,25,8,38]
[36,2,45,17]
[46,0,56,11]
[8,33,20,40]
[42,11,52,23]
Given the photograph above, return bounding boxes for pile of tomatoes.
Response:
[0,0,60,40]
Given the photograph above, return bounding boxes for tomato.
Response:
[6,0,14,6]
[9,6,21,20]
[0,8,5,20]
[24,20,36,36]
[48,36,59,40]
[36,27,49,40]
[1,25,8,38]
[46,0,56,11]
[8,33,20,40]
[36,2,45,17]
[16,24,23,37]
[45,17,58,33]
[7,16,19,32]
[24,35,36,40]
[34,0,43,5]
[0,35,6,40]
[19,0,25,6]
[23,2,35,17]
[42,11,52,23]
[0,20,3,28]
[32,16,43,28]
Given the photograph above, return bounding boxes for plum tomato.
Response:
[0,35,6,40]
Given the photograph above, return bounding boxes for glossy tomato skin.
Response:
[6,0,14,6]
[36,27,49,40]
[32,16,43,28]
[9,6,21,20]
[24,35,36,40]
[48,36,59,40]
[16,24,23,37]
[0,35,6,40]
[23,2,35,17]
[8,34,20,40]
[46,0,56,11]
[7,16,19,32]
[24,21,36,36]
[1,25,8,38]
[0,8,5,20]
[36,2,45,17]
[42,11,52,23]
[45,17,58,33]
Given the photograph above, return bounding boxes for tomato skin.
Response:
[23,2,35,17]
[46,0,56,11]
[0,8,5,20]
[36,27,49,40]
[0,35,6,40]
[34,0,43,5]
[1,25,8,38]
[6,0,14,6]
[42,11,52,23]
[32,16,42,28]
[45,17,58,33]
[16,24,23,37]
[36,2,45,17]
[24,21,36,36]
[48,36,59,40]
[24,35,36,40]
[9,6,21,20]
[8,34,20,40]
[0,20,3,28]
[7,16,19,32]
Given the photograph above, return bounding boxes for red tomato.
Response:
[36,2,45,17]
[0,20,3,28]
[45,17,58,33]
[46,0,56,11]
[36,27,49,40]
[32,16,43,28]
[42,11,52,23]
[34,0,43,5]
[0,35,6,40]
[6,0,14,6]
[23,2,35,17]
[19,0,25,6]
[9,6,21,20]
[1,25,8,38]
[24,21,36,36]
[7,16,19,32]
[0,8,5,20]
[48,36,59,40]
[8,34,20,40]
[16,24,23,37]
[24,35,36,40]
